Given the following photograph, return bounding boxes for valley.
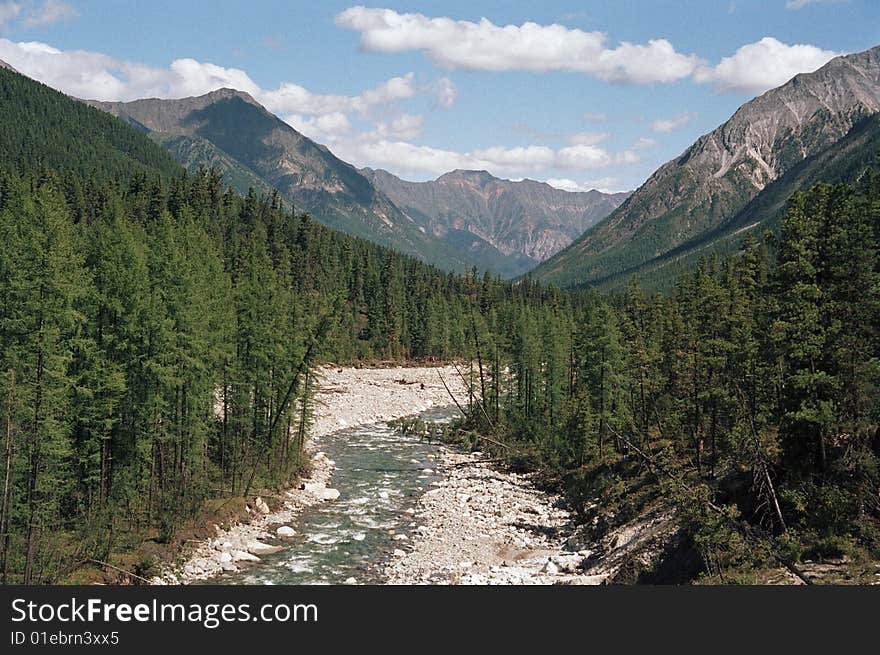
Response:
[0,22,878,590]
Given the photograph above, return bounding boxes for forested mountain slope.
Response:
[363,168,628,278]
[88,90,478,272]
[0,66,183,181]
[598,113,880,290]
[533,45,880,289]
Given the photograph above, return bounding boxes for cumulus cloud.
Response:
[263,73,414,117]
[651,112,694,133]
[330,140,553,178]
[332,136,639,179]
[284,112,352,142]
[364,113,425,140]
[566,131,610,146]
[633,137,657,150]
[0,37,419,123]
[335,6,699,84]
[694,37,840,94]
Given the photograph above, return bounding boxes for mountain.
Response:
[0,59,17,73]
[533,44,880,289]
[87,90,475,272]
[362,168,629,278]
[0,65,183,181]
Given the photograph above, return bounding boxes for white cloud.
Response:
[432,76,457,108]
[556,144,612,169]
[546,177,624,193]
[365,113,424,140]
[567,131,610,146]
[651,112,694,133]
[0,37,419,125]
[694,37,840,94]
[262,73,414,117]
[785,0,847,9]
[284,112,352,142]
[633,137,657,149]
[22,0,75,27]
[335,6,699,84]
[333,135,640,179]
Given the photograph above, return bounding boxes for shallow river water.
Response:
[209,406,457,585]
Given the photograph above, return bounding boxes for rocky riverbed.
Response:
[384,448,601,585]
[153,364,467,584]
[157,363,672,585]
[383,446,679,585]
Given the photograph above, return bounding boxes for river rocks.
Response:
[247,540,283,555]
[384,446,601,585]
[254,497,271,515]
[276,526,297,538]
[542,559,560,574]
[231,550,260,563]
[303,481,339,501]
[321,488,340,501]
[393,549,407,557]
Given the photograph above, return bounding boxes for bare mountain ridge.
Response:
[88,89,481,271]
[534,44,880,288]
[362,167,629,265]
[89,89,625,276]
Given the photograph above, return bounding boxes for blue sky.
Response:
[1,1,878,192]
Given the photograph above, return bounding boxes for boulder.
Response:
[247,540,283,555]
[218,551,232,564]
[276,526,297,538]
[322,488,340,501]
[231,550,260,562]
[254,497,271,515]
[542,559,560,575]
[303,481,339,500]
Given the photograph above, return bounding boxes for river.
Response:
[207,406,458,585]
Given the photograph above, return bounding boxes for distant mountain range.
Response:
[362,168,629,277]
[88,91,625,277]
[532,44,880,289]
